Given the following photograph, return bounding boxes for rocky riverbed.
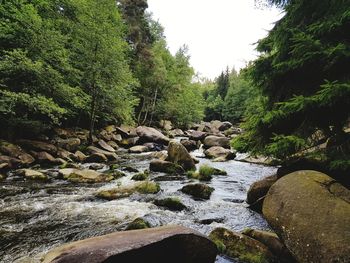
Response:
[0,145,276,262]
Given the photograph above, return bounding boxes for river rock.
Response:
[97,139,115,152]
[204,146,236,161]
[55,138,81,152]
[17,139,57,155]
[180,139,198,151]
[136,126,170,145]
[263,170,350,263]
[126,217,151,230]
[119,137,140,148]
[209,227,275,263]
[73,151,87,162]
[0,155,21,169]
[242,229,295,263]
[106,141,119,150]
[42,225,217,263]
[57,148,75,162]
[203,136,230,149]
[0,141,35,165]
[85,152,108,163]
[188,130,207,141]
[87,146,117,161]
[129,145,149,154]
[154,197,187,211]
[167,141,195,171]
[104,125,116,133]
[246,175,278,205]
[59,168,113,183]
[33,151,62,165]
[168,128,184,137]
[150,159,184,174]
[159,120,172,131]
[218,121,233,131]
[16,169,48,181]
[181,183,214,200]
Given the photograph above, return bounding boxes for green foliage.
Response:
[234,0,350,163]
[131,172,148,181]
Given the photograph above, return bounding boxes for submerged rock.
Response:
[167,141,195,171]
[263,170,350,263]
[181,183,214,200]
[42,225,217,263]
[59,168,113,183]
[209,227,275,263]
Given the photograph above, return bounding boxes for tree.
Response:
[71,0,135,142]
[234,0,350,171]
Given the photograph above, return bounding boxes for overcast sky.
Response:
[147,0,283,79]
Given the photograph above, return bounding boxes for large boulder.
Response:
[168,129,184,137]
[136,126,170,145]
[59,168,113,183]
[32,151,63,165]
[263,170,350,263]
[87,146,117,161]
[150,159,184,174]
[17,139,57,155]
[42,225,217,263]
[167,141,195,171]
[0,155,21,169]
[0,141,35,165]
[204,146,236,161]
[203,136,230,149]
[209,228,275,263]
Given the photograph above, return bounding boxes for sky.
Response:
[147,0,284,79]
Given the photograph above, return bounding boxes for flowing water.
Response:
[0,145,276,263]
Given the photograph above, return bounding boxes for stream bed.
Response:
[0,147,276,262]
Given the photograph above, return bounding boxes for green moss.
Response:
[109,164,120,170]
[136,181,161,194]
[126,217,150,230]
[154,197,187,211]
[199,164,227,176]
[240,253,269,263]
[131,172,148,181]
[181,183,214,199]
[108,170,126,179]
[213,239,227,254]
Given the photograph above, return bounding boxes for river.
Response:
[0,145,276,262]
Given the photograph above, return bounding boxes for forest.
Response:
[0,0,349,263]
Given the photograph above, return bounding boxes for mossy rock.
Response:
[209,227,275,263]
[186,171,212,181]
[122,166,139,173]
[59,168,114,183]
[132,172,148,181]
[135,181,161,194]
[108,170,126,179]
[0,174,5,181]
[180,183,214,200]
[126,217,150,230]
[199,165,227,176]
[96,188,134,200]
[154,197,187,211]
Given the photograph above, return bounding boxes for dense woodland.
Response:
[0,0,349,177]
